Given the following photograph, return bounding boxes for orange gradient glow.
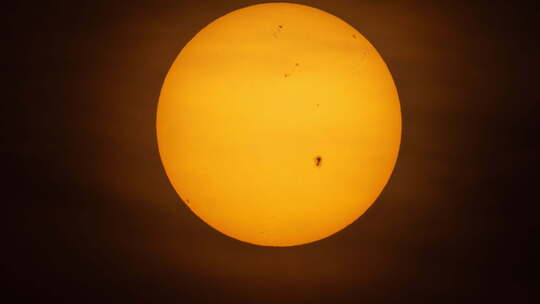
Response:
[157,3,401,247]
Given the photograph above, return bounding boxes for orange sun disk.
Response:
[157,3,401,247]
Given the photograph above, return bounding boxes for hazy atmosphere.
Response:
[4,1,538,303]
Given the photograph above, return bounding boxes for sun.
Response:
[156,3,401,247]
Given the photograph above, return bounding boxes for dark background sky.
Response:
[4,0,539,303]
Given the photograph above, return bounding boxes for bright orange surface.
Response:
[157,3,401,246]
